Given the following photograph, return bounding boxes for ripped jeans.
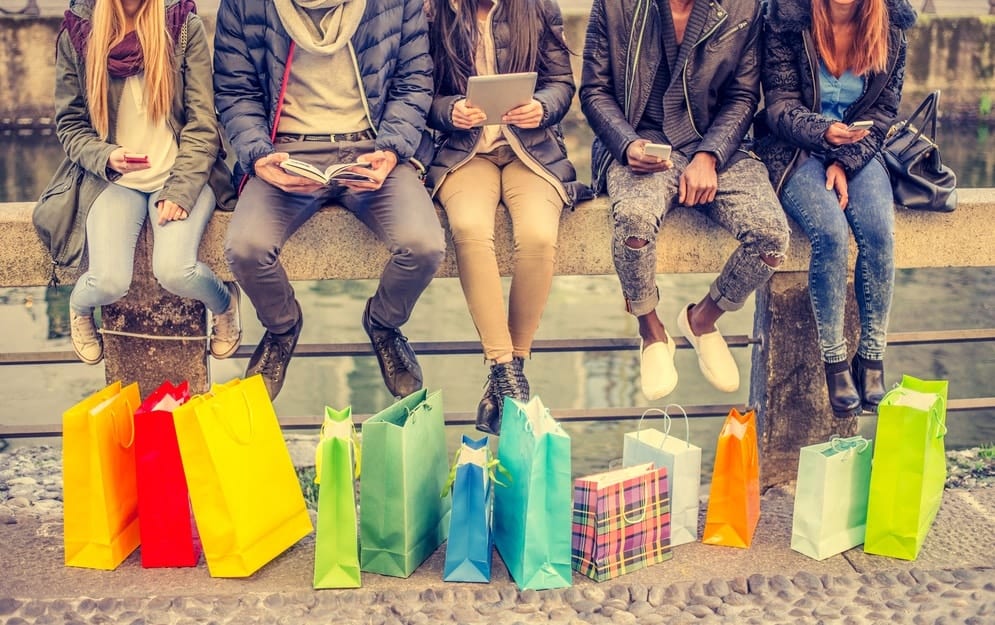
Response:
[606,154,789,316]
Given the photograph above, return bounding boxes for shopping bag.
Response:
[443,435,495,582]
[702,408,760,548]
[864,375,948,560]
[571,462,672,582]
[134,380,199,568]
[313,406,362,589]
[791,436,873,560]
[63,381,141,569]
[360,389,451,578]
[493,396,573,590]
[173,375,313,577]
[622,404,702,546]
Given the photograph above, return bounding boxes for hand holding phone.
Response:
[124,153,149,164]
[643,143,672,161]
[846,121,873,132]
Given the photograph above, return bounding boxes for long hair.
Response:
[811,0,889,77]
[429,0,546,95]
[86,0,174,139]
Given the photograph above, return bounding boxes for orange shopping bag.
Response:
[702,408,760,548]
[63,381,142,569]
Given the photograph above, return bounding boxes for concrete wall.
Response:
[1,13,994,127]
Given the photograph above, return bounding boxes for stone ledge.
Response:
[1,188,992,288]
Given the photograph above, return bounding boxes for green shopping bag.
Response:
[864,375,947,560]
[313,406,361,588]
[791,436,873,560]
[493,396,573,590]
[359,389,450,577]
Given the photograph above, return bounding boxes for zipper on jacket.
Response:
[624,0,652,118]
[714,19,748,44]
[681,10,728,139]
[775,30,820,195]
[348,42,378,140]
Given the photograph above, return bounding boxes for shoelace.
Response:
[72,315,100,344]
[256,334,291,377]
[211,307,238,341]
[373,330,414,375]
[490,363,526,400]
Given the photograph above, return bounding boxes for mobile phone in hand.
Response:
[124,153,149,164]
[846,121,873,132]
[644,143,672,160]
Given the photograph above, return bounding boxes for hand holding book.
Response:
[279,159,377,185]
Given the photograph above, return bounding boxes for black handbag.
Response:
[883,90,958,212]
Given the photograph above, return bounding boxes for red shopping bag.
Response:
[134,380,199,567]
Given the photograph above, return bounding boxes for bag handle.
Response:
[109,397,136,449]
[211,389,254,445]
[894,91,940,158]
[829,435,869,454]
[634,404,691,449]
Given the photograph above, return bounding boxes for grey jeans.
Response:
[607,154,789,316]
[225,139,445,334]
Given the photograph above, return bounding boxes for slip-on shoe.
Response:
[676,304,739,393]
[640,332,678,400]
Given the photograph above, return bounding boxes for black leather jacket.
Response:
[579,0,764,193]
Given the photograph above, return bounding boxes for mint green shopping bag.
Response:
[864,375,947,560]
[493,396,572,590]
[791,436,873,560]
[313,406,361,588]
[360,389,450,577]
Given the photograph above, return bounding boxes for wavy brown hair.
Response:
[429,0,556,95]
[86,0,173,139]
[811,0,889,77]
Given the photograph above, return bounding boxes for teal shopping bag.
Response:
[791,436,873,560]
[313,406,361,588]
[493,396,572,590]
[360,389,450,577]
[864,375,947,560]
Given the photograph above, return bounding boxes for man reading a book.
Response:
[214,0,444,400]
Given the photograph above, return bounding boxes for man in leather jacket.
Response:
[579,0,790,399]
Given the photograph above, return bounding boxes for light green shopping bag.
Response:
[864,375,947,560]
[493,396,573,590]
[360,389,450,577]
[791,436,873,560]
[313,406,361,588]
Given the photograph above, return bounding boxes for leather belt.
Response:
[274,129,375,143]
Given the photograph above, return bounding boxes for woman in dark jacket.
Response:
[426,0,590,434]
[757,0,917,418]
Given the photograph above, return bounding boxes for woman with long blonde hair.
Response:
[46,0,240,365]
[757,0,917,418]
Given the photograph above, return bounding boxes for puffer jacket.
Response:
[426,0,592,207]
[579,0,764,193]
[756,0,917,195]
[43,0,234,269]
[213,0,435,179]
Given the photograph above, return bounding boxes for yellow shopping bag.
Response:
[174,375,313,577]
[63,381,142,569]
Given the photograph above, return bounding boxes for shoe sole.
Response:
[676,305,739,393]
[640,337,678,400]
[833,406,863,419]
[73,347,103,366]
[210,283,243,359]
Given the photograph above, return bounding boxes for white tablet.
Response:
[465,72,538,126]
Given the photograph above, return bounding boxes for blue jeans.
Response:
[70,184,230,316]
[781,156,895,363]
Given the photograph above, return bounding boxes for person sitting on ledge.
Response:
[579,0,790,400]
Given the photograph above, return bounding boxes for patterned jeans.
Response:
[606,154,789,316]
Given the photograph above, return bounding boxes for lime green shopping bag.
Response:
[313,406,361,588]
[864,375,947,560]
[359,389,450,577]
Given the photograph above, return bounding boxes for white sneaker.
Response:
[676,303,739,392]
[70,311,103,365]
[640,331,678,400]
[210,282,242,359]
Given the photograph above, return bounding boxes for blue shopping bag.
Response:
[443,435,494,582]
[493,396,572,590]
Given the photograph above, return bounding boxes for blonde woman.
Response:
[757,0,917,417]
[49,0,239,364]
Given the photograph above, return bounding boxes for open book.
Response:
[279,158,376,184]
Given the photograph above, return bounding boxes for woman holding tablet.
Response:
[757,0,916,417]
[46,0,239,365]
[426,0,591,435]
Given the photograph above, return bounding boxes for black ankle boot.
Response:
[475,360,530,435]
[824,360,862,419]
[852,355,886,413]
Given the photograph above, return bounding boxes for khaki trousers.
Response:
[436,147,564,361]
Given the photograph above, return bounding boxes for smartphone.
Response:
[644,143,672,161]
[846,120,873,131]
[124,153,149,163]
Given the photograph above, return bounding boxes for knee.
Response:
[152,260,195,295]
[225,233,278,278]
[810,225,850,262]
[613,206,658,250]
[399,226,446,271]
[87,272,132,303]
[515,228,558,257]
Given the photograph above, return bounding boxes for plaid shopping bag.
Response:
[571,463,672,582]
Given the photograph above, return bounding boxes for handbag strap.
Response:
[895,91,940,158]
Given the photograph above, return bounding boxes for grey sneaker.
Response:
[210,282,243,359]
[70,310,103,365]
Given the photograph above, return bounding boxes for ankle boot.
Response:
[475,360,529,435]
[511,356,531,401]
[824,360,862,419]
[852,355,886,412]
